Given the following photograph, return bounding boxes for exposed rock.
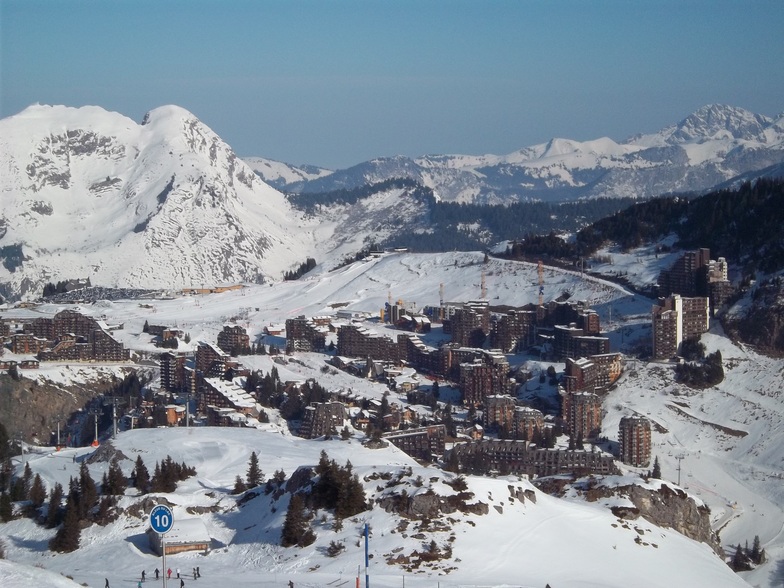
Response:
[378,490,489,519]
[590,481,722,557]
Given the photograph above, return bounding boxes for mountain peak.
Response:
[670,103,771,143]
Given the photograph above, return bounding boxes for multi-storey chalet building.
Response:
[658,248,711,298]
[195,342,229,378]
[489,308,538,352]
[513,406,545,440]
[397,334,449,375]
[11,333,48,355]
[286,316,327,353]
[216,325,250,354]
[443,301,490,347]
[383,425,446,460]
[337,324,400,362]
[651,294,710,359]
[563,353,622,393]
[658,248,733,314]
[198,377,257,419]
[299,401,349,438]
[561,388,602,441]
[460,352,513,407]
[446,440,617,477]
[618,415,652,467]
[160,352,189,393]
[552,324,610,360]
[483,394,516,430]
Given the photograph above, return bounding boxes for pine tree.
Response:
[651,456,662,479]
[50,491,81,553]
[0,457,13,492]
[29,473,46,508]
[246,451,263,488]
[0,491,12,522]
[78,462,98,519]
[233,475,247,494]
[105,456,126,496]
[133,455,150,494]
[732,543,747,571]
[281,493,307,547]
[21,462,33,499]
[45,482,64,528]
[751,535,761,564]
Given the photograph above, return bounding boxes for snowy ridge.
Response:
[0,104,316,299]
[243,156,333,190]
[283,104,784,203]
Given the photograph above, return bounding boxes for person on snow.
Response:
[167,568,172,579]
[176,568,181,579]
[141,570,146,582]
[154,569,159,580]
[104,580,110,588]
[180,579,185,588]
[192,568,196,580]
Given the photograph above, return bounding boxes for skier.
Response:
[104,580,110,588]
[176,568,181,579]
[141,570,146,582]
[192,568,196,580]
[167,568,172,580]
[180,579,185,588]
[137,582,142,588]
[155,569,160,580]
[196,566,200,578]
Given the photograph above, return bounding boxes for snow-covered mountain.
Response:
[242,156,333,191]
[271,104,784,203]
[0,105,315,300]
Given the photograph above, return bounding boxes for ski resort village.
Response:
[0,243,782,588]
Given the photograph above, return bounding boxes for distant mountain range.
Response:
[1,102,783,301]
[246,104,784,203]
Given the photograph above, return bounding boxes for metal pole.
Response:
[364,523,369,588]
[57,421,60,447]
[162,535,167,588]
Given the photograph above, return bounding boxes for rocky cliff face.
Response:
[586,481,723,557]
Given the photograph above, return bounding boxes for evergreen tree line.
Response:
[674,350,724,389]
[1,454,196,553]
[245,368,329,421]
[231,450,287,495]
[281,451,367,548]
[290,177,640,255]
[41,277,92,298]
[500,178,784,276]
[731,535,765,571]
[284,257,317,281]
[287,177,429,213]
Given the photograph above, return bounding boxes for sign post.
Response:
[150,504,174,588]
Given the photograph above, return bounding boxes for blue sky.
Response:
[2,0,783,169]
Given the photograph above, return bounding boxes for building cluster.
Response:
[445,439,618,478]
[657,248,732,314]
[483,395,545,440]
[1,309,129,364]
[651,294,711,359]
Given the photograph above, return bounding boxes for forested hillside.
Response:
[505,178,784,274]
[289,179,641,252]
